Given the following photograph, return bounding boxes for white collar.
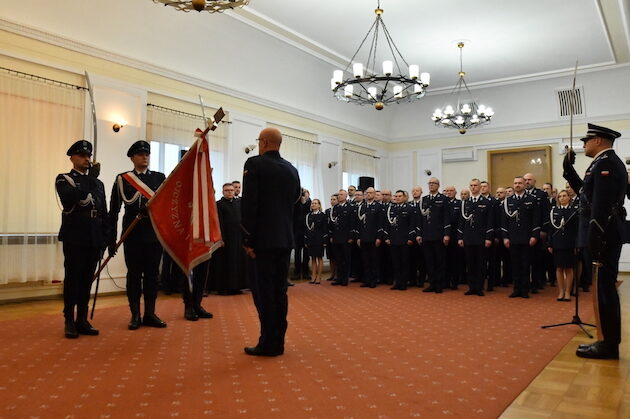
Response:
[593,147,613,159]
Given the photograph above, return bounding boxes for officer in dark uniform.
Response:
[501,176,541,298]
[108,141,167,330]
[420,178,451,293]
[242,127,301,357]
[407,186,426,287]
[355,187,383,288]
[480,181,500,291]
[329,189,353,286]
[384,190,415,290]
[563,123,625,359]
[444,185,463,290]
[458,179,494,296]
[524,173,551,293]
[494,188,512,287]
[55,140,108,338]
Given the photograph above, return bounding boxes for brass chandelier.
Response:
[431,42,493,134]
[152,0,249,13]
[330,1,430,111]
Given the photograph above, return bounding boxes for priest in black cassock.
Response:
[209,182,248,295]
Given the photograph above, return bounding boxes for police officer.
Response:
[56,140,108,338]
[501,176,541,298]
[355,187,383,288]
[408,186,427,287]
[108,141,167,330]
[384,190,415,290]
[564,123,625,359]
[524,173,550,293]
[419,178,451,293]
[329,189,353,286]
[458,179,494,296]
[444,185,464,290]
[242,127,301,357]
[480,181,500,291]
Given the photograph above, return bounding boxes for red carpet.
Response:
[0,284,593,418]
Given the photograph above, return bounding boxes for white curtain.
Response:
[146,105,228,197]
[280,134,319,199]
[342,149,378,189]
[0,71,85,284]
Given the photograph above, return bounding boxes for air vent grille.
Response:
[556,87,584,118]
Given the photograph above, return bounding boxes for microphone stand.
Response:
[541,253,596,338]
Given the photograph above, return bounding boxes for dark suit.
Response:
[109,170,165,314]
[355,201,383,287]
[384,203,415,290]
[56,170,108,322]
[407,200,426,287]
[329,202,353,285]
[526,187,550,290]
[501,193,541,297]
[292,198,311,278]
[446,198,464,289]
[458,196,494,293]
[564,149,626,345]
[420,193,451,292]
[242,150,301,353]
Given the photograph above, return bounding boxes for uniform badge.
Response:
[601,171,609,176]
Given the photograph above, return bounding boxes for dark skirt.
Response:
[309,245,324,259]
[553,248,577,268]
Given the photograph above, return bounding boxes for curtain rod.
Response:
[282,133,320,145]
[0,66,86,90]
[147,103,230,123]
[343,148,380,159]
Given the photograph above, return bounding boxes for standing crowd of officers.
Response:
[299,174,589,301]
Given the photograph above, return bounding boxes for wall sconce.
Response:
[112,120,127,133]
[244,144,257,154]
[328,161,338,169]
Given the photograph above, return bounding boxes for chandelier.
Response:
[152,0,249,13]
[330,1,430,111]
[432,42,493,134]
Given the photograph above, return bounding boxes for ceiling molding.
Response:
[0,18,388,143]
[389,112,630,144]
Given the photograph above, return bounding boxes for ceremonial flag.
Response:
[147,109,224,275]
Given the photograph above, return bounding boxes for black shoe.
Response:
[390,286,400,290]
[128,312,141,330]
[578,342,596,349]
[486,287,494,292]
[360,284,370,288]
[508,292,520,298]
[142,313,167,328]
[369,284,376,288]
[194,306,214,319]
[75,320,99,336]
[184,306,199,321]
[64,319,79,339]
[423,287,436,293]
[435,289,443,294]
[521,294,530,299]
[331,281,343,286]
[464,290,476,295]
[244,346,283,357]
[287,281,295,287]
[451,285,458,290]
[576,341,619,359]
[477,290,485,296]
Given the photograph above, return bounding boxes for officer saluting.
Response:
[55,140,108,338]
[564,123,626,359]
[108,141,167,330]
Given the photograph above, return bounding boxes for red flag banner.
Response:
[147,126,223,275]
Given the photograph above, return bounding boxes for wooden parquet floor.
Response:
[1,275,629,418]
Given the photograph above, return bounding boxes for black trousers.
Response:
[445,241,461,288]
[350,242,363,280]
[332,242,351,285]
[408,242,425,286]
[361,242,380,287]
[380,243,393,284]
[465,245,487,292]
[293,238,310,276]
[530,241,546,289]
[62,242,100,319]
[423,240,445,291]
[487,241,498,288]
[596,241,622,344]
[123,241,162,306]
[510,244,532,295]
[495,240,512,285]
[183,261,209,308]
[390,244,409,289]
[249,249,291,351]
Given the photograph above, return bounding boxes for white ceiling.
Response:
[1,0,629,142]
